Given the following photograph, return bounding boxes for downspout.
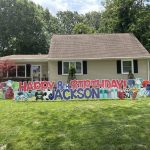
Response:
[148,59,149,81]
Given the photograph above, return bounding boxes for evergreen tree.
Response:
[67,65,76,83]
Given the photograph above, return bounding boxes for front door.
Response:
[31,65,41,81]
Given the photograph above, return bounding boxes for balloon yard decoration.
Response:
[0,79,150,101]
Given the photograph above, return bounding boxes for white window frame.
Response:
[6,64,27,78]
[62,61,83,75]
[16,64,26,78]
[121,59,134,74]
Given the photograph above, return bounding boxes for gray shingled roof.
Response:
[49,33,150,60]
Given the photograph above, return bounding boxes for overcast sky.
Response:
[30,0,105,15]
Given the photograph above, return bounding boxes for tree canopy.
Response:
[56,11,83,34]
[0,0,149,56]
[0,0,58,56]
[99,0,150,51]
[73,23,95,34]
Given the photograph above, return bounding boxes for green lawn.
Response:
[0,99,150,150]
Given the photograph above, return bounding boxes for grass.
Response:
[0,99,150,150]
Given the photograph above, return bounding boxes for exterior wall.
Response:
[48,59,148,83]
[137,59,148,80]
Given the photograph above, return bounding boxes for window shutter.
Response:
[117,60,121,74]
[133,60,138,73]
[26,64,31,77]
[58,61,62,75]
[83,61,87,74]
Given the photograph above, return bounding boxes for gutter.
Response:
[47,56,150,61]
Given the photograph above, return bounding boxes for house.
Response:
[0,33,150,82]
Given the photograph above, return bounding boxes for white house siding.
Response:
[48,59,148,83]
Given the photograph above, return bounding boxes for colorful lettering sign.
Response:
[0,79,149,101]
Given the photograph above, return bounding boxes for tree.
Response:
[67,65,76,83]
[99,0,150,51]
[84,11,101,31]
[43,9,60,35]
[0,60,16,82]
[56,11,83,34]
[73,23,95,34]
[129,4,150,51]
[0,0,57,56]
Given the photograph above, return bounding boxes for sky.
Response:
[30,0,105,15]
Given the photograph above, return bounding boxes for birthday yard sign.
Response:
[0,78,149,101]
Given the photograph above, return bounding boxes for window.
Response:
[63,61,82,75]
[122,60,133,74]
[17,65,26,77]
[6,64,27,78]
[63,62,69,74]
[76,62,82,74]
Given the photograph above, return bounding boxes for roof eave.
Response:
[0,58,48,62]
[47,56,150,61]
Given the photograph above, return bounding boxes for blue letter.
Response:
[71,89,77,99]
[91,88,100,99]
[63,89,71,100]
[54,89,63,100]
[57,81,64,90]
[84,88,92,99]
[77,88,84,99]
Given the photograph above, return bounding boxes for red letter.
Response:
[41,81,48,90]
[19,82,27,91]
[78,80,84,88]
[104,80,111,88]
[28,82,33,91]
[48,81,55,90]
[116,80,124,89]
[34,81,41,90]
[91,80,99,88]
[111,80,117,88]
[70,80,78,89]
[98,80,105,88]
[84,80,91,88]
[123,80,127,88]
